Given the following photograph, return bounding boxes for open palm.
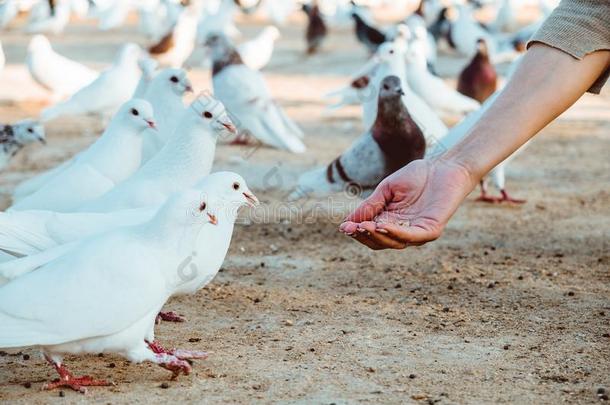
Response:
[339,159,475,250]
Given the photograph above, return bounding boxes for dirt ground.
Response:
[0,8,609,405]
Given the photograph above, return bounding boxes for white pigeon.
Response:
[237,26,280,71]
[405,27,480,116]
[13,58,152,202]
[404,14,437,71]
[0,173,257,301]
[0,187,221,392]
[361,42,448,141]
[149,5,199,68]
[41,43,143,122]
[0,120,46,172]
[0,0,19,29]
[97,0,133,30]
[262,0,296,26]
[138,0,175,40]
[140,68,192,163]
[170,172,259,298]
[0,172,255,268]
[10,100,156,212]
[132,56,160,98]
[197,0,240,43]
[448,4,497,57]
[76,94,236,213]
[25,1,71,35]
[0,39,5,73]
[490,0,519,33]
[27,35,99,101]
[206,35,306,153]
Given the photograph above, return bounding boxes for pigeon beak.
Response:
[243,191,259,207]
[38,136,47,145]
[184,81,194,93]
[222,121,237,134]
[397,88,405,96]
[207,213,218,225]
[146,120,157,130]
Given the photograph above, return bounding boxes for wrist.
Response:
[435,153,480,193]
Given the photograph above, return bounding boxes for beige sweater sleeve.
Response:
[527,0,610,94]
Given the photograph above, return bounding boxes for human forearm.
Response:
[442,44,610,182]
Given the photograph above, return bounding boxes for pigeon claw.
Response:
[161,357,192,380]
[171,349,209,361]
[42,375,113,394]
[475,190,526,204]
[147,340,209,361]
[156,311,187,323]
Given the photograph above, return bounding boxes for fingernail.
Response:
[376,228,388,234]
[357,228,366,233]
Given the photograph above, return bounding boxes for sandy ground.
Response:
[0,9,609,405]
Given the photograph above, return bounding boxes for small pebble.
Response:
[107,363,116,368]
[160,383,170,389]
[409,374,416,379]
[503,345,510,350]
[59,391,65,397]
[598,388,606,395]
[23,382,31,389]
[366,367,375,373]
[188,338,201,343]
[442,307,450,313]
[22,354,30,361]
[567,291,575,296]
[283,320,294,326]
[487,283,495,288]
[517,275,524,280]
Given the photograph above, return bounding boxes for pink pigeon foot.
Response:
[153,353,192,380]
[147,340,209,361]
[42,356,112,394]
[156,311,186,324]
[498,189,526,204]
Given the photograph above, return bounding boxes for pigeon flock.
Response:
[0,0,555,394]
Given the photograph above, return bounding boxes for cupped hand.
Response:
[339,159,475,250]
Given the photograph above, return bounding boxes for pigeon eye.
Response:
[232,182,240,190]
[170,76,179,83]
[28,128,34,133]
[203,111,213,119]
[199,202,206,211]
[383,84,390,90]
[131,108,139,116]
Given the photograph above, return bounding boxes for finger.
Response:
[344,186,386,223]
[339,221,359,235]
[376,222,441,245]
[351,231,387,250]
[354,222,407,250]
[357,221,378,234]
[367,229,408,249]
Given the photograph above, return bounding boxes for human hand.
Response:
[339,159,475,250]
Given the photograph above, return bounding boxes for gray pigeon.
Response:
[291,76,425,199]
[0,120,46,171]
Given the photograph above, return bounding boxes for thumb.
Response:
[344,184,387,223]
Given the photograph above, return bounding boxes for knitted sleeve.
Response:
[527,0,610,94]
